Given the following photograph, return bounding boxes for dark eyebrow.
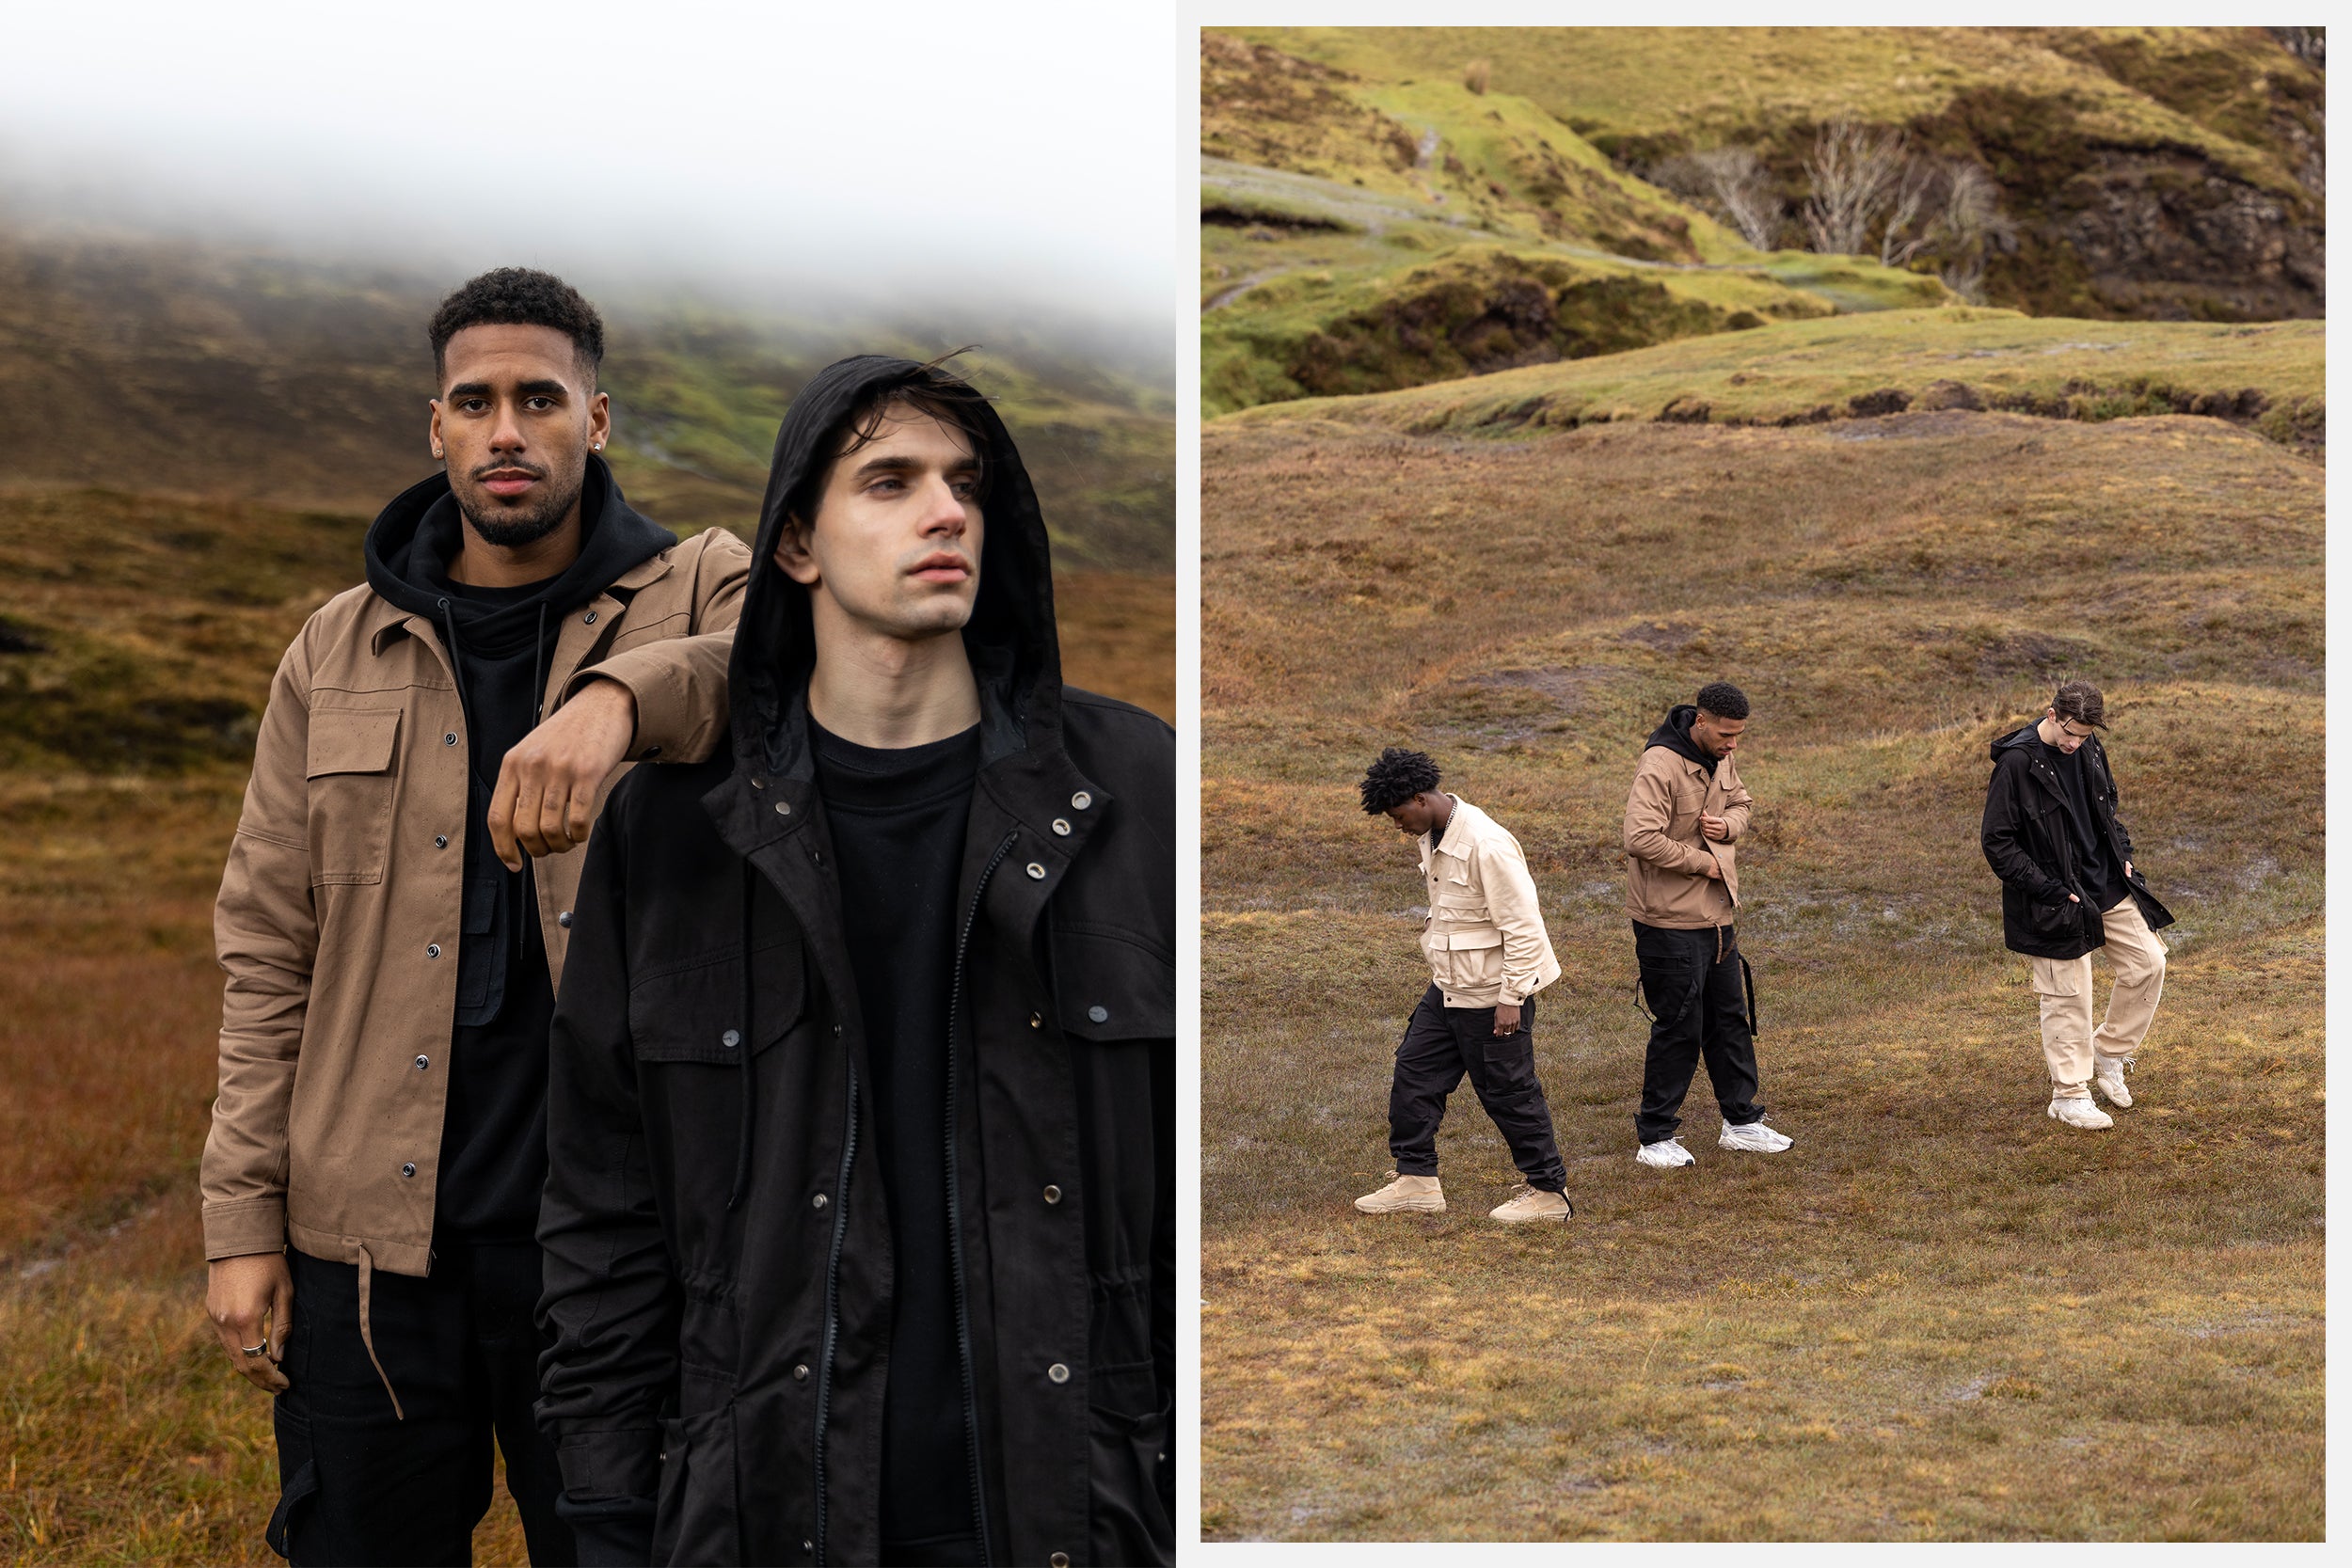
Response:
[850,453,980,480]
[443,379,570,399]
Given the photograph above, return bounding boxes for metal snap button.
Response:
[1088,1006,1108,1023]
[1025,863,1046,879]
[812,1193,828,1210]
[584,610,598,625]
[1052,817,1072,836]
[444,733,458,746]
[1071,792,1091,810]
[557,911,574,929]
[414,1055,429,1070]
[425,943,441,958]
[1042,1185,1061,1204]
[1052,1554,1071,1568]
[401,1163,417,1178]
[1046,1362,1071,1384]
[643,744,660,757]
[793,1364,809,1381]
[722,1030,740,1050]
[775,801,791,816]
[1028,1012,1041,1029]
[434,834,449,848]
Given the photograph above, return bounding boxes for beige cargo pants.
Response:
[2028,895,2167,1100]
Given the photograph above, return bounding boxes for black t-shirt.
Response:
[812,718,983,1557]
[2036,738,2127,911]
[434,574,562,1244]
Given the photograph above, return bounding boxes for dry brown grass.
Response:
[0,485,1169,1564]
[1200,408,2323,1540]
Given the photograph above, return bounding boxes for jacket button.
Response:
[775,801,791,816]
[583,610,598,625]
[833,1024,843,1037]
[1042,1185,1061,1204]
[414,1055,429,1070]
[1025,863,1046,879]
[1071,792,1091,810]
[557,911,573,929]
[722,1030,740,1049]
[401,1163,417,1178]
[425,943,441,958]
[812,1193,828,1210]
[793,1363,810,1382]
[643,744,660,758]
[1052,1555,1071,1568]
[444,732,457,746]
[1088,1006,1108,1023]
[1047,1362,1071,1384]
[1028,1012,1041,1029]
[1051,817,1072,836]
[434,834,449,848]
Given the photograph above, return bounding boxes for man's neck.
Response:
[1431,794,1456,840]
[2035,716,2066,749]
[806,613,982,750]
[448,510,584,588]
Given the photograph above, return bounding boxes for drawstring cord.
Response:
[355,1244,405,1420]
[727,862,757,1210]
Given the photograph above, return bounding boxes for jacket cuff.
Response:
[1498,990,1527,1006]
[557,1427,664,1508]
[202,1196,286,1260]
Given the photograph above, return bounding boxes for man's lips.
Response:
[909,553,972,583]
[476,468,541,499]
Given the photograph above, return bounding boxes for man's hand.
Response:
[1702,854,1724,880]
[1699,812,1729,842]
[1492,1001,1522,1036]
[488,678,638,871]
[2124,861,2134,879]
[207,1252,293,1393]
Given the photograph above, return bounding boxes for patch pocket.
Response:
[1086,1394,1174,1568]
[1441,927,1504,990]
[628,943,807,1064]
[1051,925,1174,1041]
[653,1405,741,1567]
[304,708,400,886]
[264,1401,319,1560]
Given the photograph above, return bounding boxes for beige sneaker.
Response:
[2047,1096,2114,1131]
[2093,1057,2134,1108]
[1355,1173,1445,1213]
[1489,1186,1571,1224]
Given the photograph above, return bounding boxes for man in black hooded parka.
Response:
[535,356,1175,1567]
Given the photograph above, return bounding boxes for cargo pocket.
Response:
[1441,927,1505,992]
[651,1406,741,1567]
[305,707,401,886]
[1051,925,1174,1042]
[1087,1393,1173,1567]
[264,1401,319,1560]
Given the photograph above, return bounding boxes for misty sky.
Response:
[0,0,1178,328]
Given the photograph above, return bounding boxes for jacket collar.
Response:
[364,547,675,657]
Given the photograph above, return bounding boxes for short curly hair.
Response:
[427,267,605,385]
[1694,681,1749,721]
[1359,747,1441,815]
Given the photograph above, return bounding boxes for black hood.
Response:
[1991,723,2046,762]
[1645,703,1719,773]
[363,454,675,656]
[730,355,1061,783]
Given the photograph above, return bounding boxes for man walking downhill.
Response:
[1623,682,1792,1168]
[200,268,750,1565]
[1353,749,1572,1224]
[1981,680,2173,1130]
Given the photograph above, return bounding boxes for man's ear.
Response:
[772,513,821,586]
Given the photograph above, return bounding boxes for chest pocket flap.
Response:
[1051,925,1173,1043]
[628,942,808,1064]
[306,708,400,778]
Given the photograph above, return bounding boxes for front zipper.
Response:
[942,830,1018,1567]
[811,1053,859,1566]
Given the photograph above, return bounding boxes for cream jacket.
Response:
[1622,745,1753,928]
[1419,796,1561,1006]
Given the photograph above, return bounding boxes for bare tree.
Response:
[1877,158,1938,267]
[1934,160,2010,301]
[1803,119,1909,256]
[1689,147,1785,250]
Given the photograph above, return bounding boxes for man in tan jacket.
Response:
[1622,682,1792,1168]
[1353,749,1571,1224]
[199,268,748,1564]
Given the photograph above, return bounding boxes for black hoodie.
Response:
[539,357,1176,1567]
[364,456,674,1240]
[1646,703,1719,775]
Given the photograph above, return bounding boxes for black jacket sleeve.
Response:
[536,797,678,1522]
[1981,753,2067,903]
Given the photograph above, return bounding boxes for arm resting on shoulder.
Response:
[575,526,750,766]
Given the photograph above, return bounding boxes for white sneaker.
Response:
[1719,1118,1793,1153]
[2093,1058,2134,1108]
[1355,1173,1445,1213]
[2047,1096,2114,1131]
[1635,1137,1694,1168]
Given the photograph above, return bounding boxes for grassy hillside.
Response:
[1223,309,2324,450]
[1230,26,2324,323]
[1200,33,1952,418]
[1200,405,2322,1538]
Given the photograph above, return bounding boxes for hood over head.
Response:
[730,354,1061,783]
[1645,703,1718,773]
[363,454,675,657]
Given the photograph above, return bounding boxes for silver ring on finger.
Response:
[242,1343,268,1356]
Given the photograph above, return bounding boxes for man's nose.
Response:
[917,476,969,535]
[488,404,527,452]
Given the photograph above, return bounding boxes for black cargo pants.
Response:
[266,1243,574,1566]
[1388,984,1568,1193]
[1633,920,1763,1146]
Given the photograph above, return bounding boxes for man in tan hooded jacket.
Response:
[1622,683,1792,1168]
[1352,748,1570,1224]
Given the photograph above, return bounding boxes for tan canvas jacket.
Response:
[200,526,750,1276]
[1623,745,1753,928]
[1419,796,1562,1007]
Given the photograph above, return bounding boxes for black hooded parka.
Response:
[535,357,1176,1567]
[1980,724,2173,959]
